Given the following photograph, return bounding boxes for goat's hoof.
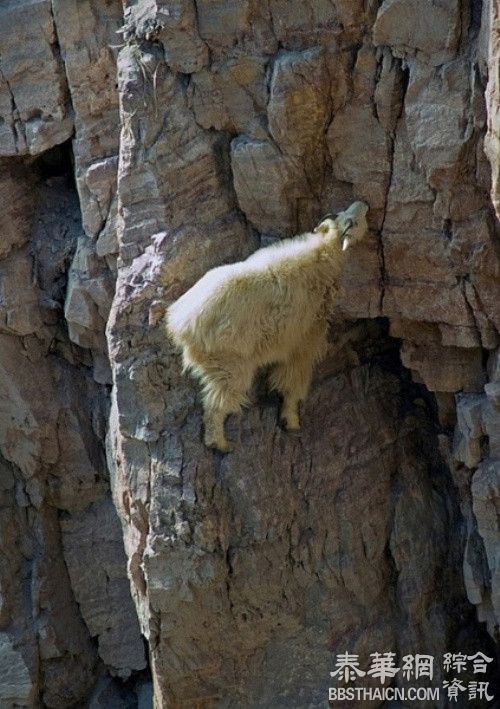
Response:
[281,418,301,434]
[205,436,233,453]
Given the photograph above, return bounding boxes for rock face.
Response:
[0,2,146,706]
[0,0,499,706]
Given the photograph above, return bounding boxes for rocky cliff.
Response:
[0,0,499,706]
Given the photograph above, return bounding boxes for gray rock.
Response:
[454,393,485,468]
[487,348,500,382]
[87,676,137,709]
[484,0,500,219]
[0,632,34,706]
[471,458,500,636]
[0,1,73,156]
[485,381,500,408]
[61,498,146,678]
[136,680,153,709]
[0,4,143,705]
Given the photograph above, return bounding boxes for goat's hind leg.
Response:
[198,355,252,452]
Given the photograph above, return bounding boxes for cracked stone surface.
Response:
[0,1,73,156]
[108,0,500,705]
[0,0,499,706]
[0,1,146,706]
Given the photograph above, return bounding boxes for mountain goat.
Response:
[166,201,369,451]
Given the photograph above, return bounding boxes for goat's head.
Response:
[314,201,369,250]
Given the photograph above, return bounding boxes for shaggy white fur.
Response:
[167,201,369,451]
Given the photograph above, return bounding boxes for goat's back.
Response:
[166,232,332,355]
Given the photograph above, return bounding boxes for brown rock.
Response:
[327,103,392,210]
[0,163,36,258]
[189,56,268,137]
[1,0,500,705]
[268,48,329,156]
[231,136,308,236]
[404,59,472,190]
[268,0,365,50]
[373,0,460,65]
[196,0,277,56]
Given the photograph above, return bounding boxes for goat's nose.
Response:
[349,200,369,217]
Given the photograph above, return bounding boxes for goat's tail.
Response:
[165,285,206,347]
[165,300,190,343]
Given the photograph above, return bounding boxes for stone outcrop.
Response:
[0,2,73,156]
[0,0,499,706]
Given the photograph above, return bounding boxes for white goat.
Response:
[166,201,369,451]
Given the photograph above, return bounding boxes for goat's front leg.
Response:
[281,393,302,431]
[269,324,328,432]
[270,355,311,432]
[203,406,232,452]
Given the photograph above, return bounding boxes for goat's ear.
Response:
[313,222,330,235]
